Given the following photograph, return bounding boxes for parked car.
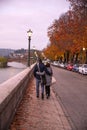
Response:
[53,61,59,66]
[79,64,87,75]
[72,64,79,72]
[59,63,65,68]
[64,63,68,69]
[67,64,73,71]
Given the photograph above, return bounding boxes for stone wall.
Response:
[0,64,35,130]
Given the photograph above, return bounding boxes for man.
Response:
[33,58,51,99]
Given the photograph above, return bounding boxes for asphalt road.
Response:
[52,66,87,130]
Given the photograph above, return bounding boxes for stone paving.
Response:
[9,77,72,130]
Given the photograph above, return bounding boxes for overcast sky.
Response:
[0,0,70,50]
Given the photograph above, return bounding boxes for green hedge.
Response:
[0,57,8,68]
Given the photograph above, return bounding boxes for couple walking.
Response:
[33,58,53,99]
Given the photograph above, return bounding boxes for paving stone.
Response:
[9,77,72,130]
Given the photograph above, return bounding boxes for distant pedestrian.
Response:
[33,58,51,99]
[45,62,53,99]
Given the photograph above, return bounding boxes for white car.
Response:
[59,63,65,68]
[53,61,59,66]
[79,64,87,75]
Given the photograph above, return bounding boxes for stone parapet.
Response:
[0,64,35,130]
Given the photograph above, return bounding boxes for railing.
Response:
[0,64,35,130]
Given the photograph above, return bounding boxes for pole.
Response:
[28,36,31,66]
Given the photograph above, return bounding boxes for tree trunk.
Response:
[85,50,87,64]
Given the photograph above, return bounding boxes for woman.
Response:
[45,62,53,99]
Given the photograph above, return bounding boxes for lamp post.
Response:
[83,47,87,64]
[27,29,33,66]
[83,47,86,51]
[32,46,36,63]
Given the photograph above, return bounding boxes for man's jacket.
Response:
[33,63,52,80]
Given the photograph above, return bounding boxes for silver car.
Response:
[79,64,87,75]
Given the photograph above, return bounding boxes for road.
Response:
[52,66,87,130]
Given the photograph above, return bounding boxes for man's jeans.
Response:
[36,79,44,96]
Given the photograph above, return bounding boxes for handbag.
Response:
[51,76,56,85]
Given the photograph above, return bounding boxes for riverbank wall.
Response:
[0,64,35,130]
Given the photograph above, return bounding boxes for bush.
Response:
[0,57,8,68]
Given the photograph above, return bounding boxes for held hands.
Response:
[36,71,45,75]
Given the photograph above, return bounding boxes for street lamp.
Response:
[27,29,33,66]
[32,46,36,63]
[83,47,87,64]
[83,47,86,51]
[33,45,36,50]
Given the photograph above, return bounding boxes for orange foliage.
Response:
[45,0,87,62]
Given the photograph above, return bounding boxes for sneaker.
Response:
[37,95,39,98]
[48,93,50,97]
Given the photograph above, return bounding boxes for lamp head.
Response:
[83,47,85,51]
[27,29,33,37]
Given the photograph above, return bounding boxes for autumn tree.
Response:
[43,43,61,61]
[47,11,80,63]
[44,0,87,63]
[68,0,87,63]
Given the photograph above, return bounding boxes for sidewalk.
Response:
[10,77,72,130]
